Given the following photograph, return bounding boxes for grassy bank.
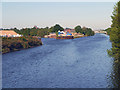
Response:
[2,36,42,54]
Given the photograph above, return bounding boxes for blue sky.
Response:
[2,2,116,30]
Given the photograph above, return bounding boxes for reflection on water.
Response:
[2,34,116,88]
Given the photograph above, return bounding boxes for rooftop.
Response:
[0,30,19,36]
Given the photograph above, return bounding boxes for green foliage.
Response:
[75,25,82,33]
[13,27,20,34]
[108,1,120,61]
[52,24,64,32]
[37,28,49,37]
[2,36,42,54]
[6,24,94,38]
[56,32,58,37]
[12,27,49,38]
[83,28,95,36]
[107,49,113,56]
[12,25,62,38]
[104,28,111,35]
[74,25,94,36]
[49,27,54,33]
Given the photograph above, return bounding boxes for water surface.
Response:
[2,34,114,88]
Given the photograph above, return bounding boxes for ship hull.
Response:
[56,36,74,39]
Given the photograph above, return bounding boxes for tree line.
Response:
[105,1,120,87]
[2,24,94,37]
[106,1,120,61]
[74,26,95,36]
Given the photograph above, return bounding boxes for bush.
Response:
[2,36,42,54]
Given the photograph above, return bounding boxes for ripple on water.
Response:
[2,34,114,88]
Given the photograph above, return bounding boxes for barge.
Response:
[56,36,74,39]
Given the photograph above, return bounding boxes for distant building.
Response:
[44,33,56,39]
[64,29,71,33]
[58,30,66,36]
[58,28,74,36]
[64,28,75,33]
[44,28,84,39]
[0,30,22,37]
[94,30,107,34]
[94,30,100,33]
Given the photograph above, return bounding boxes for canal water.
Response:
[2,34,114,88]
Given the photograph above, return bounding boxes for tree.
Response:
[74,25,82,33]
[107,2,120,87]
[104,28,111,35]
[52,24,64,32]
[108,1,120,61]
[49,26,54,33]
[30,29,37,36]
[13,27,20,34]
[37,28,49,38]
[74,25,94,36]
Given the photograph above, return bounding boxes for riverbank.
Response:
[2,36,42,54]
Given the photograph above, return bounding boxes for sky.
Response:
[1,0,119,2]
[2,2,116,30]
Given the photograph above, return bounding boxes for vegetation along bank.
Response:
[2,36,42,54]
